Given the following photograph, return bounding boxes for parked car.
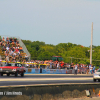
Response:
[0,63,26,77]
[93,68,100,82]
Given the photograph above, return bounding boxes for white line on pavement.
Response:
[0,77,93,81]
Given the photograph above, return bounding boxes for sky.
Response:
[0,0,100,47]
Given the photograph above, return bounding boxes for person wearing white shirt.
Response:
[6,46,9,51]
[74,64,78,75]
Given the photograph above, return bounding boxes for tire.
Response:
[15,71,18,77]
[93,79,96,82]
[21,71,24,77]
[0,73,3,76]
[7,73,10,76]
[98,79,100,82]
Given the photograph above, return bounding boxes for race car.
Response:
[93,68,100,82]
[0,63,26,77]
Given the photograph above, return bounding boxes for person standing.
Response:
[93,66,96,73]
[57,62,60,69]
[74,64,78,75]
[89,65,93,74]
[50,61,52,69]
[86,65,89,74]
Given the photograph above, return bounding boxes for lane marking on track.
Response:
[0,77,93,81]
[24,74,93,76]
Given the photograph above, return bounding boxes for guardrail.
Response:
[17,37,31,61]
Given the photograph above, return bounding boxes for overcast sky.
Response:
[0,0,100,47]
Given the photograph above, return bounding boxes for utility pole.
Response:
[90,22,93,64]
[70,57,74,64]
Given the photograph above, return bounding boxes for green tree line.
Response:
[22,40,100,67]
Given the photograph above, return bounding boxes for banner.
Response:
[25,68,67,74]
[25,68,40,74]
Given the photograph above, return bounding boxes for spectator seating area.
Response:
[0,37,28,62]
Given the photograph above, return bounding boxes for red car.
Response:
[0,63,26,77]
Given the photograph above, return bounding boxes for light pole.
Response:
[90,22,93,64]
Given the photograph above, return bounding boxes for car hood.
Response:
[0,66,18,69]
[94,72,100,74]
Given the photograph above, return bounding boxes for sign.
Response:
[25,68,67,74]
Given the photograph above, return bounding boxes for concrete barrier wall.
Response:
[0,83,100,100]
[25,68,67,74]
[25,68,86,74]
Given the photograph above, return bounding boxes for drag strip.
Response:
[0,74,97,86]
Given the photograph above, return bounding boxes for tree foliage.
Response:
[22,40,100,67]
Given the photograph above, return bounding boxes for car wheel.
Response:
[21,71,24,77]
[0,73,3,76]
[98,79,100,82]
[15,71,18,77]
[93,79,96,82]
[7,73,10,76]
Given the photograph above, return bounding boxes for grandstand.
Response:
[0,35,31,63]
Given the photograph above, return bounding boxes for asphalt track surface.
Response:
[0,74,99,87]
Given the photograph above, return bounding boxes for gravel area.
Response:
[60,96,100,100]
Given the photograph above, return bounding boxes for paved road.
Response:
[0,74,99,87]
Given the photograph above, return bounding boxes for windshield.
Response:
[5,63,22,67]
[5,63,15,66]
[52,56,63,61]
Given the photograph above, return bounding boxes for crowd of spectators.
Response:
[0,37,27,62]
[22,60,64,69]
[22,60,96,74]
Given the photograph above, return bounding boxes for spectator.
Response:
[11,39,15,45]
[19,46,23,52]
[15,47,19,53]
[5,53,9,62]
[2,37,5,42]
[6,46,10,51]
[25,54,29,61]
[89,65,93,74]
[6,37,10,42]
[0,39,2,46]
[22,60,25,67]
[12,52,16,61]
[9,49,13,56]
[57,62,60,69]
[10,38,13,43]
[2,45,6,51]
[93,66,96,73]
[16,45,19,49]
[6,41,10,47]
[74,64,78,75]
[2,41,6,46]
[60,61,64,68]
[16,41,20,46]
[19,53,22,62]
[87,65,89,74]
[14,38,17,43]
[50,61,53,69]
[11,45,14,52]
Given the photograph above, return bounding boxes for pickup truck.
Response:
[0,63,26,77]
